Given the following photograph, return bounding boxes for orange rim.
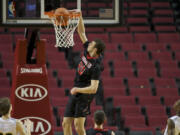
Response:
[44,10,81,18]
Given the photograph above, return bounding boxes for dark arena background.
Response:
[0,0,180,135]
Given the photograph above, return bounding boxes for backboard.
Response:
[1,0,122,26]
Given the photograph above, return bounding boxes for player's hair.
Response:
[0,97,11,116]
[94,110,106,125]
[173,99,180,114]
[94,39,105,55]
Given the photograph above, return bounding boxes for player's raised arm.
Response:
[77,13,88,44]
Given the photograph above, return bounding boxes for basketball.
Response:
[55,8,69,26]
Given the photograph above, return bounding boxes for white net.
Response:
[50,12,80,48]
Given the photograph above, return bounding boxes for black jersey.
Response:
[86,128,112,135]
[74,41,102,88]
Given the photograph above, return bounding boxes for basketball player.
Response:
[62,13,105,135]
[86,110,115,135]
[164,99,180,135]
[0,97,32,135]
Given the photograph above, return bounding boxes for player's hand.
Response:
[70,87,78,95]
[24,119,32,130]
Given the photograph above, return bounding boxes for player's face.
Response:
[87,41,96,53]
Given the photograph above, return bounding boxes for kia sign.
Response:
[20,117,51,135]
[15,84,48,101]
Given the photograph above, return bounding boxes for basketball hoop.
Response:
[45,9,80,48]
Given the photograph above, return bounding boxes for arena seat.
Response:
[127,78,150,88]
[134,33,157,43]
[130,88,152,96]
[129,131,153,135]
[124,115,146,128]
[138,96,162,106]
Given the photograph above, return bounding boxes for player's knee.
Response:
[74,122,84,133]
[62,120,70,129]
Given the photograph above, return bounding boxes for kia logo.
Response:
[15,84,48,101]
[20,117,51,135]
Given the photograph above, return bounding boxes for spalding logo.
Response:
[15,84,48,101]
[20,117,51,135]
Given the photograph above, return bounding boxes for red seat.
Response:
[128,52,149,61]
[120,105,142,116]
[0,78,10,88]
[145,43,166,51]
[124,115,146,128]
[49,88,65,98]
[104,88,126,97]
[50,60,69,69]
[105,43,117,52]
[106,27,128,33]
[154,9,173,16]
[156,88,178,96]
[102,77,125,88]
[62,78,74,88]
[151,51,173,61]
[51,97,68,107]
[113,96,136,106]
[0,69,7,78]
[161,68,180,78]
[171,43,180,51]
[0,88,11,97]
[164,96,180,106]
[58,69,76,78]
[87,2,106,8]
[1,53,14,62]
[175,52,180,60]
[129,9,148,16]
[87,33,109,43]
[137,61,155,69]
[138,69,157,78]
[0,43,13,52]
[86,27,105,33]
[129,2,149,8]
[48,78,58,88]
[127,17,148,25]
[134,33,157,43]
[115,69,134,78]
[138,96,161,106]
[130,88,152,96]
[151,2,170,8]
[111,33,133,43]
[155,26,176,32]
[47,52,65,61]
[129,26,151,33]
[154,78,176,88]
[146,106,166,116]
[2,61,13,71]
[158,33,180,43]
[114,60,132,68]
[148,116,167,128]
[41,34,56,45]
[159,61,178,69]
[152,17,174,24]
[121,43,142,51]
[128,78,150,88]
[0,34,12,44]
[104,52,125,61]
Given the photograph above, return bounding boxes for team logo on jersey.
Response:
[20,117,51,135]
[15,84,48,102]
[78,55,92,75]
[78,61,86,75]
